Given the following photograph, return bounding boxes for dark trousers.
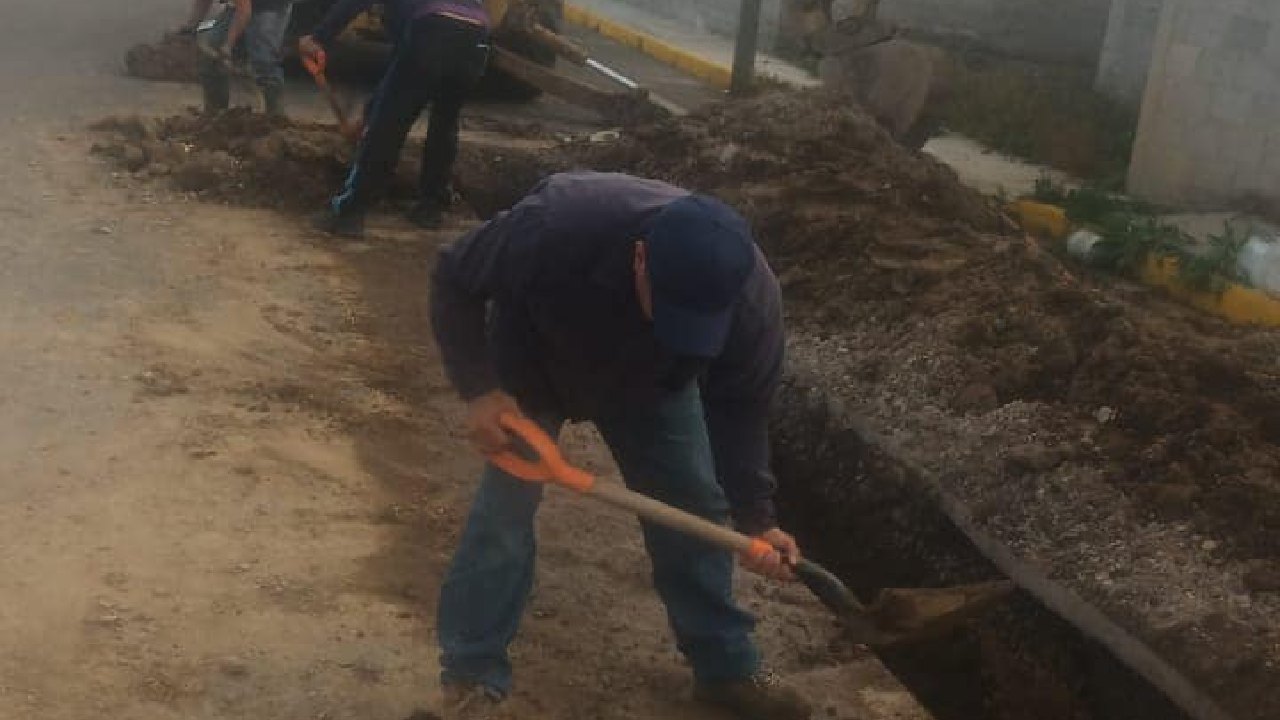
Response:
[331,15,489,216]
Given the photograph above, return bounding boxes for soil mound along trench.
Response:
[455,90,1280,720]
[91,110,380,210]
[460,89,1280,566]
[88,110,552,211]
[89,90,1280,720]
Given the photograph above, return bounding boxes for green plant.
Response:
[1177,222,1251,293]
[1032,180,1251,293]
[1031,180,1155,224]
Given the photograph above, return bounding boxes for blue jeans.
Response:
[437,384,760,694]
[197,4,293,89]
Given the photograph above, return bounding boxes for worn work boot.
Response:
[694,670,813,720]
[201,77,230,116]
[440,683,506,720]
[261,83,285,118]
[311,208,365,240]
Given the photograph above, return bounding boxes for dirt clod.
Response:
[1244,563,1280,593]
[124,32,200,83]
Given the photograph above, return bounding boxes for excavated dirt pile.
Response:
[90,110,365,209]
[89,111,550,211]
[455,89,1280,720]
[125,32,200,83]
[471,90,1280,564]
[559,92,1280,564]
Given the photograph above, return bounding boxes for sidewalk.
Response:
[566,0,819,89]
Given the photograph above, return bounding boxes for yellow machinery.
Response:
[290,0,671,119]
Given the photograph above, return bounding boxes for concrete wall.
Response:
[1128,0,1280,207]
[1095,0,1164,106]
[877,0,1114,66]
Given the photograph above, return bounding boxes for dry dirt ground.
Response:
[0,0,931,712]
[0,2,932,715]
[3,125,931,720]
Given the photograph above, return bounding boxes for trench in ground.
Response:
[770,371,1197,720]
[441,147,1213,720]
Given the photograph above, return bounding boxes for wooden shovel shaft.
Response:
[487,414,1014,646]
[585,482,772,560]
[316,78,350,128]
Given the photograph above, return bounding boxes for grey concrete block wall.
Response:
[1095,0,1164,106]
[878,0,1114,66]
[1128,0,1280,207]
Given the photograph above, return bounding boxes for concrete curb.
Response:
[563,3,734,90]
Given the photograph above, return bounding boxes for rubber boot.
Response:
[262,83,285,118]
[311,208,365,240]
[202,76,230,116]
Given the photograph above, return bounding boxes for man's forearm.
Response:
[429,272,500,401]
[223,0,253,50]
[705,398,780,535]
[428,201,546,401]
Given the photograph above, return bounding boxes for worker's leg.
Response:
[437,414,562,695]
[195,8,232,114]
[243,3,292,116]
[594,385,761,684]
[413,18,489,227]
[328,31,434,221]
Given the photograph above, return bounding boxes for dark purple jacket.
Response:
[430,172,785,534]
[311,0,488,46]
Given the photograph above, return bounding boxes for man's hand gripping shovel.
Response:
[300,49,362,143]
[490,414,1015,647]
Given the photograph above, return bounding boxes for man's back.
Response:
[434,172,783,419]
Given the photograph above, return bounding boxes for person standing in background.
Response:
[299,0,491,237]
[187,0,295,117]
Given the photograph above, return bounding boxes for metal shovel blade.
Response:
[795,559,1015,646]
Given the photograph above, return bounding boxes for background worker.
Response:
[430,171,814,720]
[189,0,295,116]
[299,0,491,238]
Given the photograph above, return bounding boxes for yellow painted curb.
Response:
[1140,256,1280,327]
[1006,200,1070,240]
[1006,200,1280,327]
[564,3,733,89]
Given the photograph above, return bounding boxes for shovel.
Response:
[300,49,361,142]
[490,415,1014,647]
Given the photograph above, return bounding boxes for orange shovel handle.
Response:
[488,414,596,492]
[486,415,774,563]
[302,49,328,81]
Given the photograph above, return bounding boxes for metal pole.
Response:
[731,0,763,95]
